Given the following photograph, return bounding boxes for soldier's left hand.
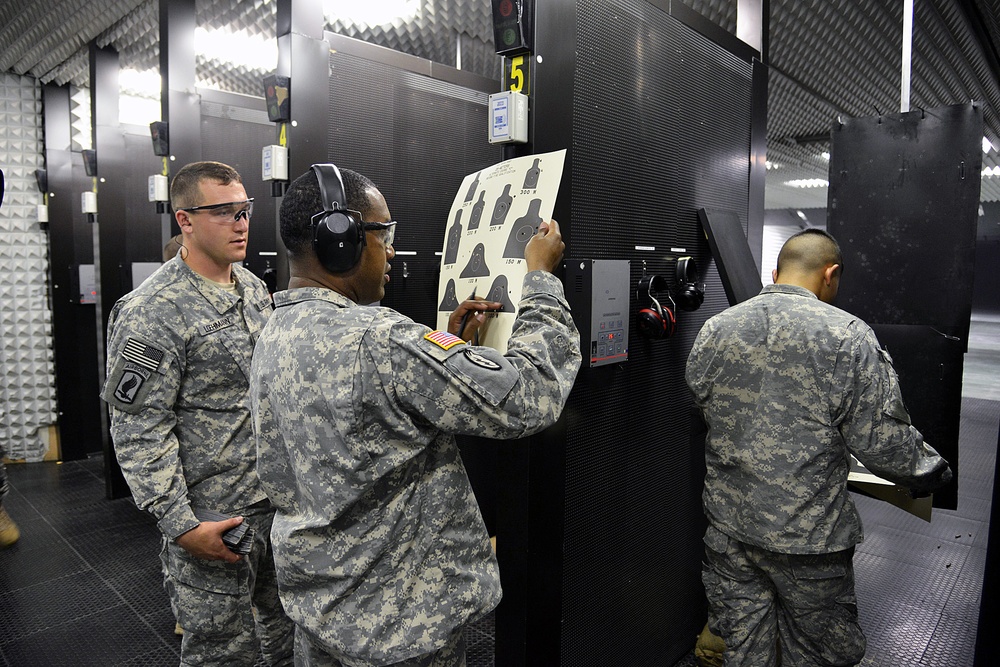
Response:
[448,298,502,342]
[175,517,244,563]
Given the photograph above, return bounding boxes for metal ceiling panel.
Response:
[1,0,997,205]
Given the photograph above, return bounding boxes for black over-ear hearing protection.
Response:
[674,256,705,311]
[637,274,676,339]
[311,163,366,273]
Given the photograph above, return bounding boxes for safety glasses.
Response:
[180,199,254,223]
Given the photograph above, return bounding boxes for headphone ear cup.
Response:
[637,307,666,340]
[314,210,366,273]
[637,274,671,340]
[675,256,704,311]
[662,301,677,337]
[676,284,704,311]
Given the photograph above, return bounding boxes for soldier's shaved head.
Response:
[775,229,843,278]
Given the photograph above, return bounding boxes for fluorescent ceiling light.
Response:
[323,0,419,26]
[195,26,277,72]
[984,136,995,153]
[119,68,161,98]
[820,151,830,161]
[120,95,161,126]
[982,165,1000,177]
[784,178,828,189]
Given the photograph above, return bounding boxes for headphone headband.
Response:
[311,164,347,213]
[637,274,675,339]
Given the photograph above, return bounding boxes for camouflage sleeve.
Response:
[392,271,581,438]
[838,324,952,492]
[100,299,199,539]
[685,320,715,408]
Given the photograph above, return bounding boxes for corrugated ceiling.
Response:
[1,0,998,208]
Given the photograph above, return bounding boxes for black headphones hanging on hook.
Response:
[674,256,704,311]
[637,273,676,339]
[311,163,366,274]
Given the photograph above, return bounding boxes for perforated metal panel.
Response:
[557,2,754,664]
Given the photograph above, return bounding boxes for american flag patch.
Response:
[424,330,465,350]
[123,338,165,371]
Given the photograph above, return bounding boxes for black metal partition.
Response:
[499,1,760,663]
[43,85,105,462]
[321,34,502,326]
[199,89,279,280]
[829,103,984,510]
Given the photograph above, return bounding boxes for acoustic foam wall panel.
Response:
[0,73,57,461]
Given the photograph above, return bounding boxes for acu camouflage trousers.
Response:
[702,525,866,667]
[161,506,294,666]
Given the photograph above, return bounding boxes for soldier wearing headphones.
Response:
[249,164,581,666]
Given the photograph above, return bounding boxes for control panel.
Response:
[564,258,630,367]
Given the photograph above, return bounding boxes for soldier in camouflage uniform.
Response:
[249,165,581,667]
[0,174,18,549]
[686,229,952,667]
[0,443,20,548]
[101,161,294,666]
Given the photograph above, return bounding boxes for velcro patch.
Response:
[122,338,165,371]
[464,348,502,370]
[424,330,465,350]
[113,363,151,404]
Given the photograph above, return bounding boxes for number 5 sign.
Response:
[504,54,531,96]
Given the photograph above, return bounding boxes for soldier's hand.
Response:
[524,219,565,274]
[175,517,243,563]
[448,297,502,341]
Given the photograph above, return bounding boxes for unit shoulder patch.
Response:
[113,364,151,404]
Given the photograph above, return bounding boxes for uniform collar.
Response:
[760,283,818,300]
[273,286,355,309]
[171,254,243,315]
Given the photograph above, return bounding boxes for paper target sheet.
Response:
[436,149,566,353]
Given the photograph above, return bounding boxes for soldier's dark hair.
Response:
[776,228,844,277]
[279,167,376,258]
[170,161,242,210]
